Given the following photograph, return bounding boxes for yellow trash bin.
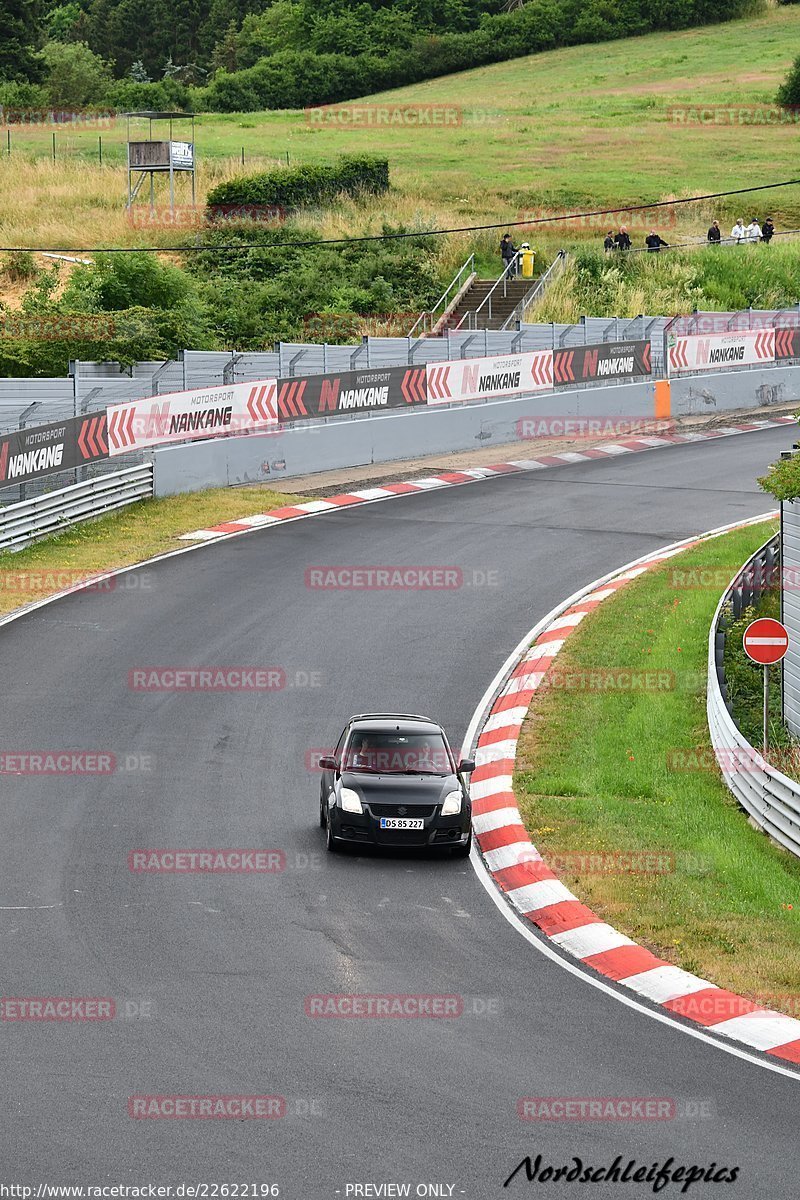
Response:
[520,244,535,278]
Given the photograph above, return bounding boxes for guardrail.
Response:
[707,533,800,858]
[0,464,153,553]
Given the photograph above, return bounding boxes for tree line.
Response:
[0,0,776,114]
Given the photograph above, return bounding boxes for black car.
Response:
[319,713,475,856]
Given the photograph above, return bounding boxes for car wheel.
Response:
[326,813,339,853]
[319,796,327,829]
[452,832,472,858]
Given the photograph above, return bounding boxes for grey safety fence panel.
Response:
[781,499,800,737]
[74,361,168,380]
[0,463,154,553]
[182,350,232,387]
[707,533,800,858]
[0,380,75,433]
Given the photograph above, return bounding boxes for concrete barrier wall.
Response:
[670,364,800,415]
[152,365,800,497]
[152,380,658,495]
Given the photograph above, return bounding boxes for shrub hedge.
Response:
[205,155,389,216]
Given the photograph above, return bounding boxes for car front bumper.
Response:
[329,805,471,849]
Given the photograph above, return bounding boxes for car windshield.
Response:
[343,731,452,776]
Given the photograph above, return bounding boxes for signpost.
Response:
[742,617,789,753]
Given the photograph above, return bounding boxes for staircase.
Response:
[444,276,536,332]
[407,251,567,338]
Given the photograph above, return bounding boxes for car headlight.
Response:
[339,787,363,814]
[441,790,462,816]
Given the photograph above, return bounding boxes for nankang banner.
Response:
[553,341,651,385]
[106,379,278,455]
[0,412,109,486]
[426,351,553,405]
[273,365,427,422]
[667,330,775,374]
[774,328,800,360]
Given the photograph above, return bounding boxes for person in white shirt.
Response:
[730,218,747,244]
[746,218,762,243]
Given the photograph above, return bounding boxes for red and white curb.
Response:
[178,417,797,543]
[466,512,800,1072]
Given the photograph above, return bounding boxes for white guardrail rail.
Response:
[707,533,800,858]
[0,464,153,553]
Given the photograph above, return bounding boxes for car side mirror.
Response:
[458,759,476,774]
[319,756,337,771]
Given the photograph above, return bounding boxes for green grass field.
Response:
[515,519,800,1007]
[2,5,800,253]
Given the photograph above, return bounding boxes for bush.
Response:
[194,0,765,113]
[1,251,40,283]
[759,446,800,501]
[60,252,199,312]
[777,54,800,107]
[205,156,389,216]
[0,305,212,376]
[187,220,441,349]
[106,77,190,112]
[39,41,112,108]
[0,80,48,110]
[722,592,794,750]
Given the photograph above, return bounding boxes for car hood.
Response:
[340,772,459,806]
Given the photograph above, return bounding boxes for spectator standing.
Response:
[500,232,518,277]
[762,217,775,244]
[707,220,721,244]
[603,230,615,252]
[746,218,762,243]
[615,226,631,251]
[731,218,747,244]
[645,230,669,252]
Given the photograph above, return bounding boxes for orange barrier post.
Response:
[654,378,671,422]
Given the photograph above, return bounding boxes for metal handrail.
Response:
[502,250,568,330]
[465,253,522,329]
[407,254,475,338]
[707,533,800,859]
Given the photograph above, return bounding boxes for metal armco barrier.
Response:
[707,534,800,859]
[0,464,153,553]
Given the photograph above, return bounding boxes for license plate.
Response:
[379,817,424,830]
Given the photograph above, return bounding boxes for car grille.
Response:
[376,829,430,846]
[368,803,437,818]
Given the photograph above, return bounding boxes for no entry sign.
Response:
[742,618,789,665]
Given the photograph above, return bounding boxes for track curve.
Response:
[1,427,798,1197]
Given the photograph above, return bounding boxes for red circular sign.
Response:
[742,617,789,665]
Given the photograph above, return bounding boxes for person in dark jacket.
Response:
[500,233,518,276]
[707,220,721,244]
[603,230,615,252]
[645,230,669,252]
[762,217,775,243]
[614,226,631,251]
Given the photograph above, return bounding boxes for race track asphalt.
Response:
[1,426,797,1198]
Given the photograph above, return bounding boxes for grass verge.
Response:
[0,485,304,618]
[515,518,800,1011]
